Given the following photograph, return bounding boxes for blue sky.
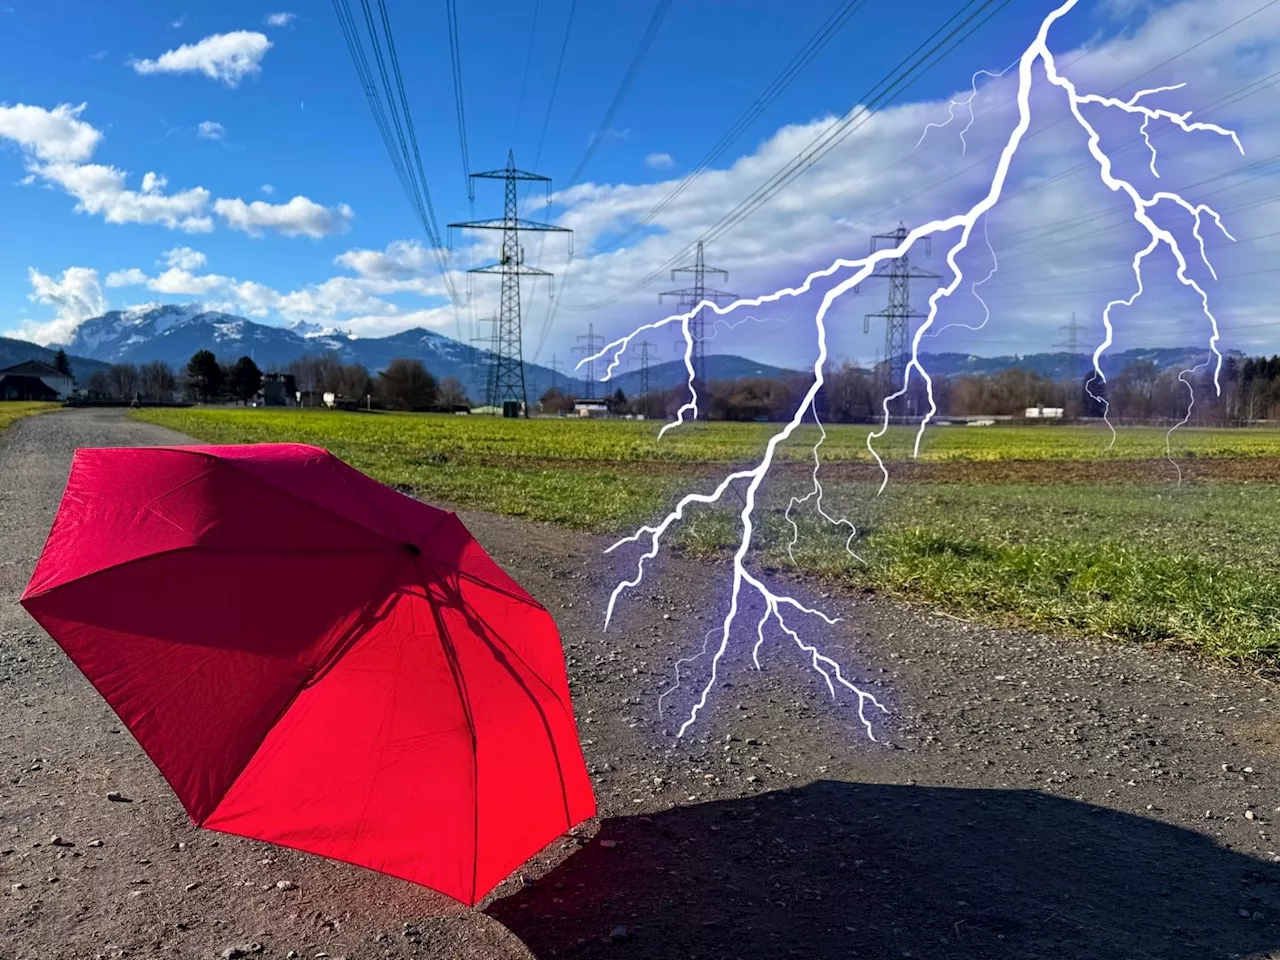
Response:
[2,0,1277,370]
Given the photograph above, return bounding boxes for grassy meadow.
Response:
[0,402,60,433]
[135,407,1280,665]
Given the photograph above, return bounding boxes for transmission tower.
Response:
[448,151,571,417]
[573,324,605,399]
[660,241,736,388]
[857,223,940,385]
[1055,311,1087,380]
[469,317,499,408]
[547,354,563,392]
[636,339,656,400]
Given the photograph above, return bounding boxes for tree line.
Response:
[80,350,471,412]
[536,356,1280,424]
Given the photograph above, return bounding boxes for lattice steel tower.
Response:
[858,223,940,385]
[660,242,736,389]
[449,151,571,416]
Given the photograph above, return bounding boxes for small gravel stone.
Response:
[184,881,201,892]
[218,944,263,959]
[87,839,103,848]
[275,880,296,891]
[599,839,617,849]
[49,835,73,847]
[610,925,630,941]
[105,791,132,803]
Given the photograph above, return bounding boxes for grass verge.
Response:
[0,402,61,433]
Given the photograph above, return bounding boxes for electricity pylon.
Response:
[449,151,571,417]
[660,241,736,388]
[857,222,940,385]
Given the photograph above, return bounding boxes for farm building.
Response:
[574,399,610,418]
[0,360,74,401]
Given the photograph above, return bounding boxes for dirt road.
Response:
[2,410,1278,960]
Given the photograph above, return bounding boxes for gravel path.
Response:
[2,409,1279,960]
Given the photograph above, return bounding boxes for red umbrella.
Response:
[20,443,595,906]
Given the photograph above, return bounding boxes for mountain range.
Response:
[0,304,1256,402]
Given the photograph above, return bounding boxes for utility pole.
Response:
[448,151,571,417]
[660,241,736,389]
[574,324,605,399]
[857,223,940,387]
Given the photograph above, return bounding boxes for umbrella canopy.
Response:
[20,443,595,906]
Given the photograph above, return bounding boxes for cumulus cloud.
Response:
[148,267,229,296]
[260,183,274,195]
[644,152,674,169]
[196,120,225,140]
[130,31,272,87]
[214,195,354,238]
[0,103,354,238]
[523,0,1280,367]
[162,246,207,270]
[39,161,213,231]
[105,267,148,287]
[0,102,101,163]
[25,266,107,343]
[265,12,296,26]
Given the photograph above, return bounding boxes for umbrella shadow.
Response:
[488,781,1280,960]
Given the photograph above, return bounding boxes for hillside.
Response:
[0,337,107,381]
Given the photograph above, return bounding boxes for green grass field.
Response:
[135,407,1280,665]
[0,402,60,433]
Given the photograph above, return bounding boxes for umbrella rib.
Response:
[417,554,547,612]
[419,562,482,907]
[422,568,575,840]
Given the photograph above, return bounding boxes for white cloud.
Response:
[24,267,107,343]
[265,12,296,26]
[196,120,225,140]
[335,239,437,280]
[148,267,229,296]
[130,31,272,87]
[0,102,101,163]
[0,103,352,238]
[162,246,206,270]
[214,195,354,238]
[105,267,148,287]
[644,152,674,169]
[522,0,1280,368]
[40,161,213,232]
[171,16,186,28]
[260,183,274,195]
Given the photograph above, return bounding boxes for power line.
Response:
[567,0,674,187]
[532,0,578,171]
[512,0,541,145]
[563,0,1010,312]
[332,0,463,330]
[445,0,474,209]
[602,0,874,255]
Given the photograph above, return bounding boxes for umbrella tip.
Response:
[404,542,422,556]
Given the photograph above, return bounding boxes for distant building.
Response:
[0,360,74,401]
[574,399,610,418]
[1025,405,1065,419]
[260,372,295,407]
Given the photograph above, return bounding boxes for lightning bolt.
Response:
[915,59,1018,155]
[577,0,1242,740]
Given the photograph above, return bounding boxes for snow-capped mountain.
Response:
[60,305,590,402]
